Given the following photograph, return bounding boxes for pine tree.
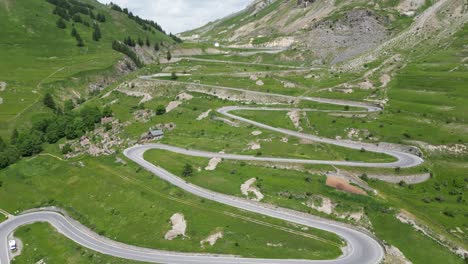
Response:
[146,37,150,46]
[182,164,193,177]
[154,42,160,51]
[56,18,67,29]
[92,23,101,41]
[71,27,77,37]
[0,136,6,152]
[166,50,172,61]
[10,129,19,145]
[75,33,85,47]
[77,38,84,47]
[43,93,56,110]
[138,37,144,46]
[97,13,106,23]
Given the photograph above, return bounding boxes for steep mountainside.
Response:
[0,0,173,137]
[182,0,467,66]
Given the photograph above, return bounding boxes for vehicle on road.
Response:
[8,240,16,251]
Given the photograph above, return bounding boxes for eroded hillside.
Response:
[182,0,467,65]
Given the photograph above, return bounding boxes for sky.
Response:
[97,0,252,34]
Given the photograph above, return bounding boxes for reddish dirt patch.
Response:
[326,176,367,195]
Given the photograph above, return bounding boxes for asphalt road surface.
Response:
[0,69,428,264]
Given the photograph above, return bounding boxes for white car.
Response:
[8,240,16,250]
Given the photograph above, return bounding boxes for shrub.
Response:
[182,164,193,177]
[155,105,166,115]
[62,143,72,155]
[56,18,66,29]
[360,173,369,181]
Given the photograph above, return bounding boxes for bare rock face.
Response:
[303,9,389,64]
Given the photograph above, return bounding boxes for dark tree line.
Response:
[112,41,143,68]
[71,26,84,46]
[123,36,151,47]
[48,0,105,23]
[92,23,102,41]
[109,2,165,34]
[0,93,113,169]
[49,0,106,39]
[169,33,183,43]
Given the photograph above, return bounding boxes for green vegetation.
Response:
[13,223,141,264]
[1,0,467,262]
[0,0,172,138]
[0,155,342,260]
[112,40,144,67]
[143,149,464,264]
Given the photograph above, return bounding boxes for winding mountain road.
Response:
[0,61,426,264]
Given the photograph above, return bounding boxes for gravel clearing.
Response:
[196,109,212,120]
[248,142,261,150]
[305,196,335,215]
[164,213,187,240]
[251,130,262,136]
[397,0,425,14]
[205,157,222,171]
[166,101,182,113]
[326,176,367,195]
[117,89,152,104]
[177,92,194,101]
[0,81,6,91]
[287,111,302,130]
[200,231,223,247]
[240,178,264,201]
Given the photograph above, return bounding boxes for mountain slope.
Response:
[0,0,173,137]
[182,0,466,66]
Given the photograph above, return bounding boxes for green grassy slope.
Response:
[13,223,142,264]
[0,154,342,260]
[0,0,171,138]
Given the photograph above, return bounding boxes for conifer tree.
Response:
[56,18,67,29]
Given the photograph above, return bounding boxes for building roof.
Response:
[149,129,164,137]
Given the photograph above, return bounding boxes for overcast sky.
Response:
[97,0,252,33]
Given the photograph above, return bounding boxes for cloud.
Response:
[97,0,252,33]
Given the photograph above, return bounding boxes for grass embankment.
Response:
[0,0,171,138]
[0,154,342,260]
[13,223,142,264]
[144,149,465,264]
[100,89,395,163]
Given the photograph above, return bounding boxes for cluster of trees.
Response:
[49,0,106,25]
[71,26,84,47]
[0,137,20,169]
[109,2,165,34]
[49,0,106,45]
[112,40,143,68]
[169,33,183,43]
[123,36,136,47]
[0,93,112,169]
[123,36,162,51]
